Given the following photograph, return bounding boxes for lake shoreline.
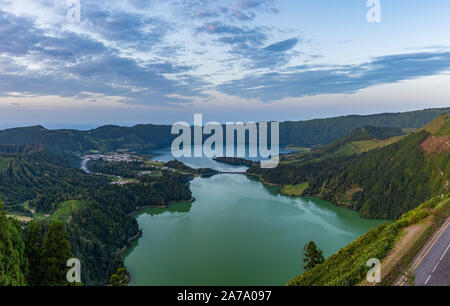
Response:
[123,171,385,286]
[118,197,197,265]
[123,149,385,286]
[129,197,196,216]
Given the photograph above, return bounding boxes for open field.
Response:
[351,135,406,153]
[281,182,309,196]
[51,200,85,221]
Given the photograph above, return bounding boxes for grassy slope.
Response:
[420,113,450,134]
[281,182,309,196]
[288,194,450,286]
[288,115,450,285]
[250,126,419,214]
[315,115,450,219]
[280,107,450,147]
[351,135,405,153]
[51,200,85,221]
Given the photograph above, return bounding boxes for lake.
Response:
[123,148,385,286]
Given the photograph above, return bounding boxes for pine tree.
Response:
[302,241,325,271]
[0,200,27,286]
[25,219,43,286]
[40,219,73,286]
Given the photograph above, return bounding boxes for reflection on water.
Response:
[136,202,193,217]
[124,174,386,286]
[148,145,293,172]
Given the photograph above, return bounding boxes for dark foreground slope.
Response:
[288,194,450,286]
[0,107,448,152]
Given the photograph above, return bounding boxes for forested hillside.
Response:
[0,107,448,152]
[313,115,449,219]
[0,145,194,285]
[1,108,448,285]
[1,200,78,286]
[279,107,450,147]
[249,114,450,219]
[0,124,174,153]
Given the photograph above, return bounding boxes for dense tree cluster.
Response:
[249,118,449,219]
[0,201,26,285]
[0,145,194,285]
[0,203,73,286]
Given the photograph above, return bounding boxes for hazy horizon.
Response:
[0,105,448,131]
[1,1,450,128]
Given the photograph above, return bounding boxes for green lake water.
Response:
[124,164,385,285]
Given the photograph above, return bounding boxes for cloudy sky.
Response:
[1,0,450,129]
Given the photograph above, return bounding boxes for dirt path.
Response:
[348,143,360,154]
[360,219,430,286]
[382,221,429,277]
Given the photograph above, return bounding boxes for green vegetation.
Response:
[250,115,450,219]
[24,220,43,286]
[280,107,449,147]
[0,157,8,170]
[1,203,75,286]
[284,146,310,152]
[380,197,450,285]
[436,119,450,136]
[281,182,309,196]
[0,200,27,286]
[420,113,450,134]
[334,143,358,156]
[316,126,405,156]
[163,160,219,178]
[0,144,195,285]
[0,109,448,286]
[1,108,447,152]
[288,194,449,286]
[351,135,405,153]
[214,157,255,167]
[109,267,130,286]
[302,241,325,271]
[39,219,74,286]
[0,124,174,153]
[88,159,154,178]
[313,121,449,219]
[51,200,85,221]
[138,201,193,216]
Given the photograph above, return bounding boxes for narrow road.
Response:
[404,218,450,286]
[80,157,123,183]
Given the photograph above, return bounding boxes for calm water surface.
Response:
[124,148,385,285]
